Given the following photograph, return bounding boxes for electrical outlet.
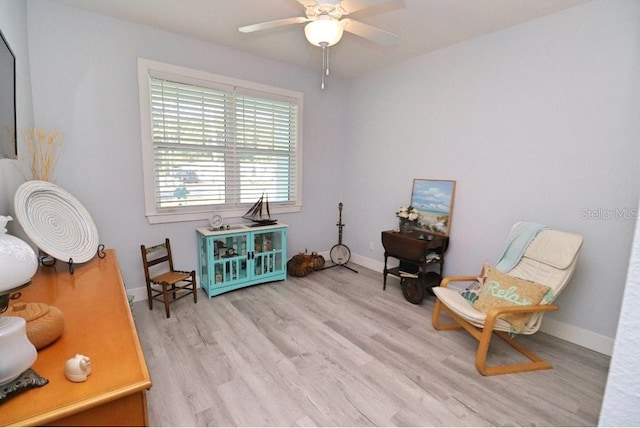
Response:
[368,241,374,251]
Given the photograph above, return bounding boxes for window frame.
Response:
[137,58,303,224]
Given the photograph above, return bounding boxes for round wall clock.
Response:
[209,213,223,229]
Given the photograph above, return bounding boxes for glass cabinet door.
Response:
[252,230,283,277]
[198,233,210,286]
[212,233,249,285]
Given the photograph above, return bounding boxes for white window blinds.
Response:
[140,60,302,224]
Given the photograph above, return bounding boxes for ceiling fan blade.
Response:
[340,0,393,14]
[296,0,317,7]
[342,18,398,46]
[239,17,310,34]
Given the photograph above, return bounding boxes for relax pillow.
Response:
[459,262,490,304]
[472,264,552,333]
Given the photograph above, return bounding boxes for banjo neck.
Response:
[337,202,344,244]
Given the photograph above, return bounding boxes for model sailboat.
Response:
[243,193,277,226]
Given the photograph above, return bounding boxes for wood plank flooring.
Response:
[132,264,610,426]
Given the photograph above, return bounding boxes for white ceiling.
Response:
[48,0,589,79]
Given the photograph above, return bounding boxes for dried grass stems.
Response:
[21,127,64,181]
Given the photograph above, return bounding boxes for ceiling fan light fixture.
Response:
[304,16,344,47]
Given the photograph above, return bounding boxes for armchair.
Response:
[432,223,583,375]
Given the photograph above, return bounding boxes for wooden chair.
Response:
[140,238,197,318]
[432,223,583,375]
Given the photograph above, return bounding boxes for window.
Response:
[138,59,303,224]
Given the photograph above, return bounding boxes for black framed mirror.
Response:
[0,28,16,159]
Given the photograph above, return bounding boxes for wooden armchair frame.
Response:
[432,275,558,376]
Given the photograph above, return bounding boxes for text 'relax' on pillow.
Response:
[472,264,552,333]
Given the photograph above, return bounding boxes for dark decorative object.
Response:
[243,193,277,226]
[399,218,415,233]
[0,28,16,159]
[400,271,442,304]
[286,251,325,277]
[309,252,325,270]
[0,369,48,402]
[287,253,314,277]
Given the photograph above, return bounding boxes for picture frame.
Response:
[410,179,456,236]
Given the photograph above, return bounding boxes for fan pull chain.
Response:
[326,46,330,76]
[321,42,330,90]
[321,45,325,89]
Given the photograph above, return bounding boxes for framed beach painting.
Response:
[410,179,456,236]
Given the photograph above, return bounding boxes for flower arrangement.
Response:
[396,205,419,222]
[396,205,419,233]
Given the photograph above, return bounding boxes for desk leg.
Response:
[383,254,388,290]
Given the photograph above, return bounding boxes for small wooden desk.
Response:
[0,250,152,426]
[381,230,449,303]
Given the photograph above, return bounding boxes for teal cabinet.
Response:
[197,224,287,297]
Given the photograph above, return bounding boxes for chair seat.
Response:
[432,287,523,333]
[151,270,192,285]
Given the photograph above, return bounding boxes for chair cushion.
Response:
[472,265,551,332]
[433,287,515,331]
[524,229,583,269]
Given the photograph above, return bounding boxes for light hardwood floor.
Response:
[133,264,610,426]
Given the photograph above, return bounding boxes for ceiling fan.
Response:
[239,0,399,88]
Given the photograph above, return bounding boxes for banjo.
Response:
[328,202,358,273]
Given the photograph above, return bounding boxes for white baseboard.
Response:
[128,286,149,303]
[128,252,614,356]
[350,252,385,273]
[540,318,614,356]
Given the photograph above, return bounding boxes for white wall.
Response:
[345,0,640,351]
[599,198,640,425]
[23,0,349,295]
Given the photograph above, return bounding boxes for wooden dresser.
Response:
[0,250,152,426]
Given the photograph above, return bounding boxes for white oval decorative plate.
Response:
[14,181,99,264]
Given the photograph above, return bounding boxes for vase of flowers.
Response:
[396,206,418,233]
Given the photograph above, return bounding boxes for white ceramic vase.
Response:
[0,317,38,385]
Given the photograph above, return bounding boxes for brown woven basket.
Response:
[2,302,64,350]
